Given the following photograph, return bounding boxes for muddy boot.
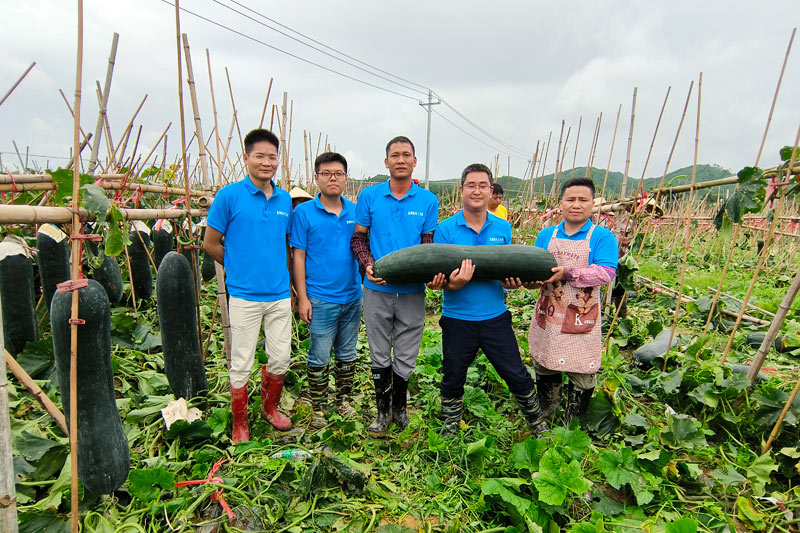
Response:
[565,382,594,426]
[307,365,329,429]
[536,373,563,422]
[333,359,357,417]
[391,371,410,430]
[439,396,463,436]
[367,366,393,436]
[259,366,293,431]
[514,388,548,436]
[230,383,250,444]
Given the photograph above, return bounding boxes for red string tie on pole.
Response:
[56,279,89,295]
[175,459,234,521]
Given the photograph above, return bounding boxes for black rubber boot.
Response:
[440,396,463,436]
[307,365,329,429]
[514,388,548,436]
[536,373,563,422]
[333,359,357,417]
[391,371,410,430]
[367,366,393,436]
[565,382,594,426]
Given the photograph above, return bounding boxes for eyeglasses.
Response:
[248,153,278,163]
[462,183,491,192]
[316,171,347,178]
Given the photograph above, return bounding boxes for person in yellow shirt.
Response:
[488,183,508,220]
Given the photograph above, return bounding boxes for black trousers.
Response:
[439,311,535,400]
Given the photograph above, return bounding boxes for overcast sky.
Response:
[0,1,797,186]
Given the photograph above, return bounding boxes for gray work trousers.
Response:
[362,288,426,380]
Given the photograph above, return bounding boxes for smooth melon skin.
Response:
[201,250,216,283]
[633,329,682,366]
[151,228,174,269]
[51,279,130,494]
[157,252,208,399]
[372,244,558,285]
[91,255,124,304]
[0,253,39,355]
[128,230,153,300]
[36,224,71,311]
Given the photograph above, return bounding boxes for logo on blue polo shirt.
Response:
[346,220,355,224]
[489,236,504,242]
[407,211,424,217]
[276,211,289,217]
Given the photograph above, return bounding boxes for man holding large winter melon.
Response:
[204,128,294,442]
[427,163,547,436]
[351,136,439,436]
[529,177,619,424]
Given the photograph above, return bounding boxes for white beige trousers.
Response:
[228,296,292,387]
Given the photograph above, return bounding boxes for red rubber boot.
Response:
[230,383,250,443]
[259,366,293,431]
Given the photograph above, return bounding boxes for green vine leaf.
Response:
[129,467,175,503]
[533,449,591,506]
[596,447,654,505]
[80,183,110,220]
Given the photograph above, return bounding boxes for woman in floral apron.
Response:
[528,178,619,424]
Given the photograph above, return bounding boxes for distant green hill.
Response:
[354,164,735,200]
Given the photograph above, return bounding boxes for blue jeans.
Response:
[307,297,362,367]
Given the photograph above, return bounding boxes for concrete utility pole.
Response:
[419,89,440,190]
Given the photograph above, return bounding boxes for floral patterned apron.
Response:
[530,225,602,374]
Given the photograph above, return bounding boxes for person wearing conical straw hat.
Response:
[204,128,294,443]
[290,186,313,210]
[291,152,362,429]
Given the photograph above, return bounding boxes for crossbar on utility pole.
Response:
[419,89,440,190]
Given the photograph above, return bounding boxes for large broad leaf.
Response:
[583,391,619,437]
[510,437,548,471]
[666,517,698,533]
[13,431,62,462]
[746,453,778,496]
[735,496,767,530]
[164,419,213,444]
[753,384,800,427]
[427,428,446,452]
[466,436,494,459]
[660,413,707,449]
[549,426,591,461]
[129,467,175,502]
[18,512,70,533]
[481,478,535,523]
[533,449,591,506]
[48,168,92,205]
[714,166,767,227]
[80,183,110,220]
[13,339,55,379]
[597,447,654,505]
[463,385,497,419]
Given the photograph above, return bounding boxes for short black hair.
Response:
[560,177,595,198]
[460,163,493,186]
[314,152,348,174]
[491,183,504,195]
[244,129,279,154]
[385,136,415,156]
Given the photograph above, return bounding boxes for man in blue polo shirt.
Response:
[427,163,547,436]
[351,136,439,436]
[204,128,294,443]
[291,152,362,429]
[529,177,618,425]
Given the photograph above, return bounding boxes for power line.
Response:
[434,93,532,156]
[431,109,530,161]
[216,0,430,95]
[161,0,420,101]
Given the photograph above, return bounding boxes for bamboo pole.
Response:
[0,61,36,110]
[0,180,209,199]
[258,78,273,129]
[600,104,622,199]
[570,116,582,179]
[181,34,210,190]
[4,350,68,434]
[634,86,671,196]
[88,34,119,173]
[0,204,206,224]
[619,87,637,199]
[584,113,601,179]
[303,130,311,186]
[664,74,702,372]
[205,50,224,190]
[68,1,85,530]
[762,375,800,455]
[224,68,245,155]
[0,292,17,530]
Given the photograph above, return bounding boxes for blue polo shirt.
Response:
[290,195,361,304]
[533,219,618,267]
[207,176,292,301]
[434,211,510,321]
[355,180,439,294]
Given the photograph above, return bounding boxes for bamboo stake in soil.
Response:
[68,2,85,530]
[0,295,18,531]
[88,33,119,173]
[600,104,622,199]
[0,61,36,110]
[619,87,637,199]
[665,74,702,372]
[5,350,68,434]
[762,376,800,455]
